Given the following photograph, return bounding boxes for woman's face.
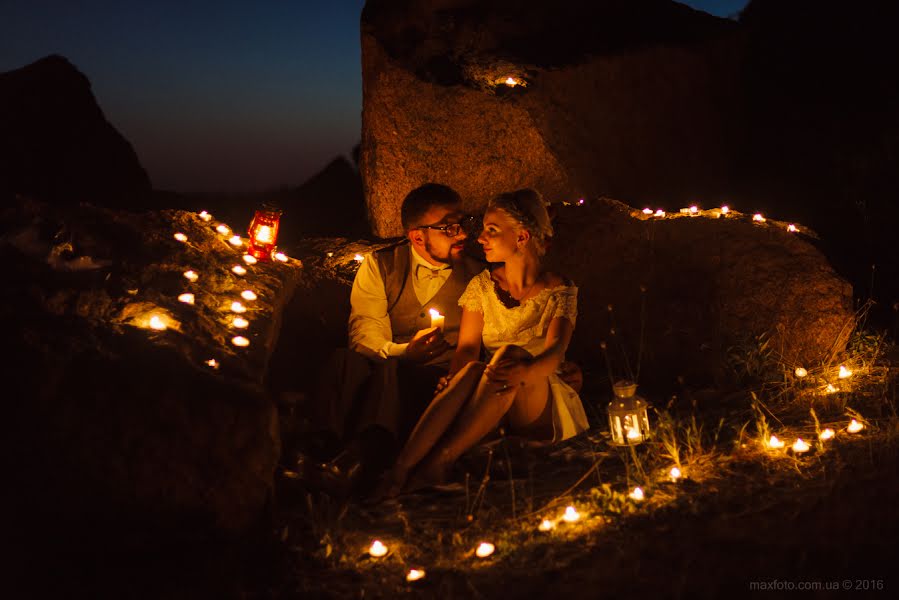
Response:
[477,208,522,262]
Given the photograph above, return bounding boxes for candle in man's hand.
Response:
[429,308,445,332]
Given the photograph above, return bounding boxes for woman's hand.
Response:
[484,356,531,391]
[434,373,452,395]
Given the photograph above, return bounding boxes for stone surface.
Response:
[0,55,152,207]
[275,201,853,394]
[1,197,301,543]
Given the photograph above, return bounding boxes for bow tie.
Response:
[417,264,448,280]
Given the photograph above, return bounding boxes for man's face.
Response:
[410,203,468,265]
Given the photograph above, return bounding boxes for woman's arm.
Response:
[486,316,572,388]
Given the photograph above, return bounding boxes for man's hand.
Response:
[557,360,583,393]
[403,327,451,364]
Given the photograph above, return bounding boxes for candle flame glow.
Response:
[326,252,334,258]
[233,317,249,329]
[232,265,247,275]
[183,270,198,282]
[174,232,187,242]
[847,419,864,433]
[149,315,166,330]
[787,224,798,232]
[406,569,426,582]
[670,467,682,481]
[795,367,808,378]
[626,428,641,440]
[642,208,653,215]
[216,224,231,235]
[504,77,518,86]
[825,383,838,394]
[689,205,698,214]
[838,365,852,379]
[254,225,274,244]
[242,254,257,265]
[273,252,288,262]
[368,540,387,558]
[721,205,730,214]
[199,211,212,222]
[562,506,580,523]
[753,213,766,222]
[229,236,243,247]
[475,542,495,558]
[819,428,835,441]
[205,358,219,369]
[429,308,441,318]
[629,487,644,501]
[231,336,250,347]
[654,209,665,217]
[354,254,364,262]
[768,435,785,449]
[538,519,554,531]
[178,293,195,305]
[241,290,257,301]
[231,301,247,313]
[792,438,810,453]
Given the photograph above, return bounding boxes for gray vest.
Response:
[375,241,483,367]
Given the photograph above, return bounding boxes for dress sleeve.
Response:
[458,270,488,313]
[550,286,578,327]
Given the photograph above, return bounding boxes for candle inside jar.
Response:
[429,308,445,331]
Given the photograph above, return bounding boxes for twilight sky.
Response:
[1,0,748,193]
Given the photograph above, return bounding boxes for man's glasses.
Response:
[418,215,478,237]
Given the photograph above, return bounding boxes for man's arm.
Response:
[348,253,408,360]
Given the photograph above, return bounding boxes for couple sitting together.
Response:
[307,183,588,499]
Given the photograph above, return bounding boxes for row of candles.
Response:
[145,208,292,364]
[638,204,800,232]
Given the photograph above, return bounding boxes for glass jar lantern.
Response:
[247,205,282,260]
[608,380,650,445]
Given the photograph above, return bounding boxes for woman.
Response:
[379,188,589,496]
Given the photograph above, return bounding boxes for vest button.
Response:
[419,312,425,318]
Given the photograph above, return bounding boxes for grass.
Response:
[270,324,899,598]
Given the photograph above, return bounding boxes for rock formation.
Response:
[1,197,301,547]
[0,55,151,207]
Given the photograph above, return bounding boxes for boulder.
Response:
[1,197,301,545]
[0,55,152,207]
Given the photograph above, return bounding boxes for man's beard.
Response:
[424,236,452,265]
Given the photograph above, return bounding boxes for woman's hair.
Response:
[488,188,554,256]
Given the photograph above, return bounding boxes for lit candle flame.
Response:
[847,419,864,433]
[504,76,518,86]
[689,205,698,214]
[241,290,257,301]
[242,254,257,265]
[768,435,785,449]
[231,301,247,313]
[229,235,243,247]
[629,487,644,501]
[354,254,364,262]
[177,293,195,305]
[753,213,766,222]
[233,317,249,329]
[205,358,219,369]
[795,367,808,378]
[538,519,554,531]
[149,315,166,330]
[669,467,682,481]
[326,252,334,258]
[273,252,288,262]
[199,211,212,222]
[216,224,231,235]
[787,224,798,232]
[792,438,810,453]
[642,208,653,215]
[254,225,274,244]
[174,232,188,242]
[654,209,665,217]
[183,270,198,282]
[406,569,425,582]
[577,198,585,206]
[838,365,852,379]
[231,336,250,347]
[562,506,580,523]
[825,383,838,394]
[626,428,641,440]
[475,542,495,558]
[368,540,388,558]
[819,428,835,441]
[721,205,730,214]
[232,265,247,275]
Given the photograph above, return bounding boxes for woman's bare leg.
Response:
[412,345,552,485]
[381,361,486,493]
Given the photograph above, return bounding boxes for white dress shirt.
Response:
[348,245,452,360]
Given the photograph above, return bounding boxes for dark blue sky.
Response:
[1,0,748,193]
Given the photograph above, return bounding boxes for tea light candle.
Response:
[768,435,785,449]
[721,205,730,214]
[642,208,653,215]
[847,419,864,433]
[232,265,247,276]
[241,290,257,301]
[689,205,698,214]
[819,428,835,441]
[795,367,808,378]
[183,270,199,282]
[205,358,219,369]
[354,254,365,262]
[429,308,445,332]
[475,542,495,558]
[787,224,798,232]
[654,209,666,217]
[838,365,853,379]
[538,519,554,531]
[406,569,425,582]
[233,317,249,329]
[669,467,682,481]
[232,336,250,347]
[178,293,195,304]
[149,315,166,331]
[792,438,810,453]
[199,210,212,222]
[216,224,231,235]
[562,506,580,523]
[174,232,188,242]
[629,487,644,501]
[273,252,288,262]
[229,235,243,247]
[231,301,247,313]
[242,254,257,265]
[753,213,766,222]
[368,540,388,558]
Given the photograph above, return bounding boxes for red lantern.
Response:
[247,205,282,260]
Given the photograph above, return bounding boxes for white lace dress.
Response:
[458,269,589,441]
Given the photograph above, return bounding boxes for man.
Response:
[304,183,483,494]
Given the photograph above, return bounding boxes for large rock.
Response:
[360,0,739,237]
[0,55,152,207]
[1,197,301,544]
[277,201,852,395]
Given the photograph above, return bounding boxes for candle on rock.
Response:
[847,419,864,433]
[183,270,199,282]
[173,232,188,242]
[406,569,425,582]
[368,540,388,558]
[199,210,212,222]
[231,336,250,347]
[562,506,580,523]
[629,487,644,501]
[232,265,247,276]
[178,293,195,305]
[475,542,495,558]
